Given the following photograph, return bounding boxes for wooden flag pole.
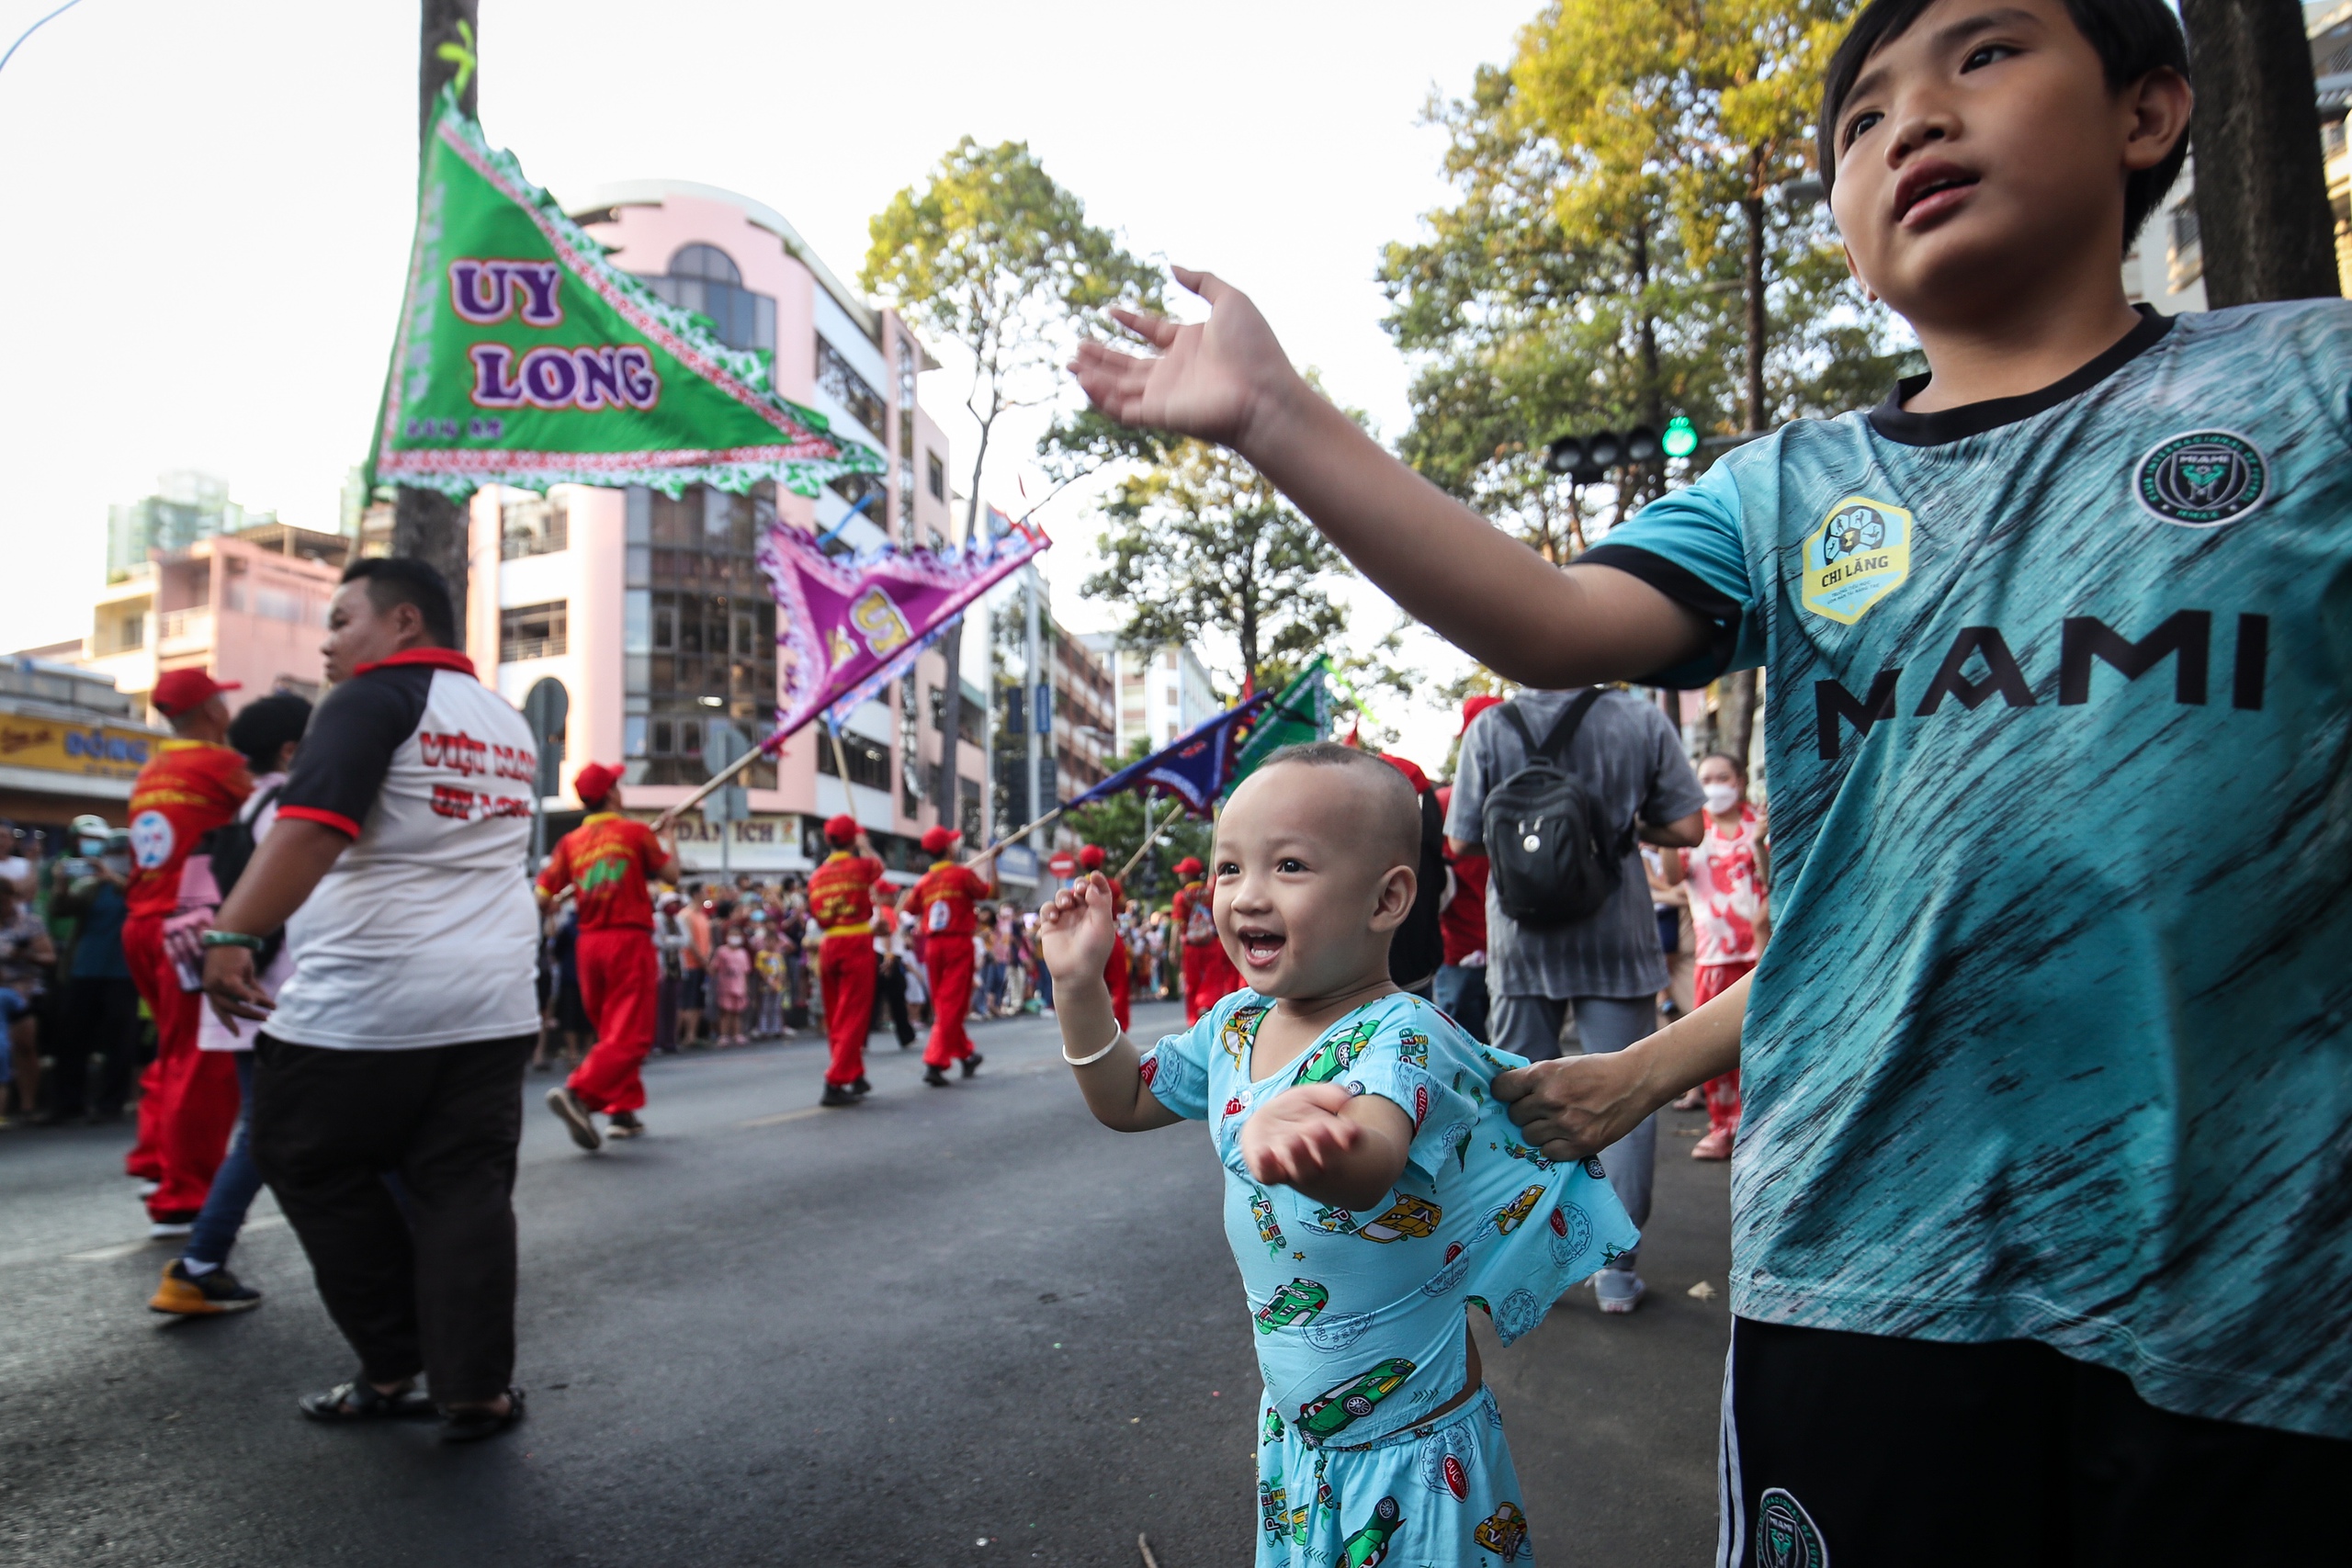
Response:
[1116,795,1178,884]
[651,733,775,832]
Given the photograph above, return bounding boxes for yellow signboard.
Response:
[0,705,163,784]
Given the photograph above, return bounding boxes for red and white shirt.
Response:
[270,649,539,1050]
[1679,806,1766,968]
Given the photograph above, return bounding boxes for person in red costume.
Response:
[909,825,998,1086]
[539,762,680,1152]
[808,815,885,1106]
[1170,854,1240,1025]
[1077,844,1132,1032]
[123,669,252,1235]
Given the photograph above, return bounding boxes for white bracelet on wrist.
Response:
[1063,1027,1126,1067]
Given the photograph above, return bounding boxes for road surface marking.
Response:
[741,1107,827,1128]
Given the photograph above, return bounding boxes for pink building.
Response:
[463,180,978,876]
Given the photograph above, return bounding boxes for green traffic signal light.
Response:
[1661,415,1699,459]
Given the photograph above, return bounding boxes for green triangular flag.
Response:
[368,88,884,500]
[1227,657,1334,792]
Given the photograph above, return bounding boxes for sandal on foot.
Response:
[439,1385,526,1443]
[300,1380,437,1422]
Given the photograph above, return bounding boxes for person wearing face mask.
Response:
[44,819,142,1125]
[708,927,752,1046]
[1661,752,1768,1162]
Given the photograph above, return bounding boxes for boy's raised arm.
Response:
[1037,875,1182,1133]
[1071,268,1715,689]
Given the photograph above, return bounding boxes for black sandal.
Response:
[299,1379,437,1422]
[438,1384,526,1443]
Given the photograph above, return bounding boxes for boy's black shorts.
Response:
[1719,1316,2348,1567]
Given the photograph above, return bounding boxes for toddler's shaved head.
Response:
[1249,743,1421,875]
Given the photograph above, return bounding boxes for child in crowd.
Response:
[752,929,786,1040]
[707,930,750,1047]
[1661,753,1765,1161]
[1038,743,1634,1565]
[1070,0,2352,1544]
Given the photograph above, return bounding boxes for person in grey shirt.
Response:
[1445,686,1703,1315]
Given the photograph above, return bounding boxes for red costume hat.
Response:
[572,761,621,807]
[1377,752,1432,796]
[1078,844,1106,871]
[1173,855,1204,877]
[1459,694,1505,735]
[823,813,860,845]
[152,669,241,719]
[921,825,960,855]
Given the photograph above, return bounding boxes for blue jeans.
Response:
[1431,964,1490,1043]
[1034,962,1054,1010]
[185,1054,266,1268]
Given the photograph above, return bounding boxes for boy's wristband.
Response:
[1063,1027,1125,1068]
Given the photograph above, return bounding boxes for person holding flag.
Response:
[1076,845,1132,1032]
[808,816,886,1107]
[122,670,252,1235]
[1170,855,1239,1025]
[910,825,997,1086]
[540,763,680,1152]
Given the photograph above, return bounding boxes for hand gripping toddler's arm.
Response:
[1038,874,1183,1133]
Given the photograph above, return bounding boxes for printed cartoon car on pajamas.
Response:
[1222,1002,1271,1066]
[1488,1184,1545,1235]
[1340,1495,1403,1568]
[1355,1193,1442,1243]
[1474,1501,1530,1561]
[1256,1278,1329,1333]
[1293,1018,1380,1085]
[1296,1358,1416,1439]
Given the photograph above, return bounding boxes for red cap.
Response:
[824,813,859,845]
[1078,844,1105,871]
[921,825,960,855]
[152,669,240,719]
[1378,752,1431,796]
[1460,694,1505,736]
[573,761,621,807]
[1174,855,1204,877]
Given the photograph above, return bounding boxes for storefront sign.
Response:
[0,706,162,785]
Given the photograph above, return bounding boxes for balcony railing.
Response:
[157,608,212,649]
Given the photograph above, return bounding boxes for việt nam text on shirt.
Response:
[1583,301,2352,1439]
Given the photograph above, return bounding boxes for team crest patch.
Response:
[1799,496,1912,624]
[2134,429,2267,526]
[1757,1487,1827,1568]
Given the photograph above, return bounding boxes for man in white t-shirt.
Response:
[201,558,537,1443]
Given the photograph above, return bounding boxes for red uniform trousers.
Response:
[1182,941,1240,1025]
[1694,959,1754,1138]
[922,933,978,1068]
[818,933,876,1088]
[568,927,661,1115]
[1103,942,1132,1034]
[120,915,241,1219]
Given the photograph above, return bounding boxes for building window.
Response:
[624,483,779,788]
[816,338,887,435]
[119,614,144,650]
[501,601,567,662]
[501,494,568,558]
[827,469,889,518]
[816,728,892,792]
[899,456,916,532]
[643,243,775,355]
[927,450,946,502]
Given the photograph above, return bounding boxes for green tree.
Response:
[1084,441,1351,694]
[863,138,1160,544]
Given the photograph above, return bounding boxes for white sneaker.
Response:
[136,1179,162,1200]
[148,1219,195,1239]
[1594,1269,1645,1314]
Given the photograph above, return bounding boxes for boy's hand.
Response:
[1240,1083,1366,1189]
[1070,267,1297,452]
[1036,873,1116,982]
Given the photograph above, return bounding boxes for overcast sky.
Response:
[0,0,1541,764]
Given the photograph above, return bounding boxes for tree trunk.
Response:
[1742,194,1768,432]
[2178,0,2340,306]
[933,622,963,835]
[399,0,481,637]
[1719,667,1758,774]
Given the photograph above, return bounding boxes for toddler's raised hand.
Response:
[1036,873,1115,982]
[1070,268,1295,452]
[1241,1083,1367,1190]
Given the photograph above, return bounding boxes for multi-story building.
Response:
[985,570,1118,890]
[54,522,348,724]
[1082,636,1222,753]
[105,471,279,583]
[456,178,976,877]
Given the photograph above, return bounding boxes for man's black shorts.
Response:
[1719,1316,2348,1566]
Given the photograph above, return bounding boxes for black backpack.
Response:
[1481,692,1633,927]
[199,784,286,968]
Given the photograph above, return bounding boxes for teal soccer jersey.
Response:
[1587,302,2352,1439]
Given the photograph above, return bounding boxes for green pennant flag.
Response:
[367,89,884,500]
[1227,657,1335,792]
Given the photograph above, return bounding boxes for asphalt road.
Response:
[0,1000,1730,1568]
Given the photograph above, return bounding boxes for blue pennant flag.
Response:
[1066,693,1273,816]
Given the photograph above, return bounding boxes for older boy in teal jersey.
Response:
[1071,0,2351,1557]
